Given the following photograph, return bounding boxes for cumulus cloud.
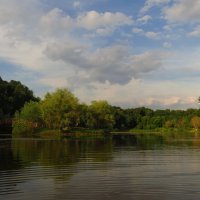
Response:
[163,0,200,23]
[44,41,168,84]
[39,9,134,37]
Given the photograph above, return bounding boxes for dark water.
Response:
[1,133,200,200]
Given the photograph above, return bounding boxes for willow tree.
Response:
[41,88,79,130]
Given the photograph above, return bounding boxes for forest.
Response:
[0,77,200,136]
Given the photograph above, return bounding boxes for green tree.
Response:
[40,88,79,130]
[112,107,127,129]
[87,100,114,129]
[74,103,89,127]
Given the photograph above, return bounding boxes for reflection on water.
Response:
[1,133,200,200]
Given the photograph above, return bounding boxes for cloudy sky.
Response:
[1,0,200,109]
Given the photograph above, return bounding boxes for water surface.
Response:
[1,133,200,200]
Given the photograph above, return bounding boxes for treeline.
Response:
[12,87,200,136]
[1,77,199,135]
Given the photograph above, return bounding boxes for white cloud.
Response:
[95,28,113,36]
[188,26,200,37]
[137,15,152,24]
[140,0,171,14]
[132,28,144,34]
[39,9,134,37]
[40,8,74,34]
[163,25,172,31]
[163,0,200,23]
[163,42,172,48]
[0,0,42,24]
[145,31,161,39]
[77,10,133,30]
[132,28,160,40]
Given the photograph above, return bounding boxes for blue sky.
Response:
[0,0,200,109]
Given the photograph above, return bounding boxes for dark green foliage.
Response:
[112,107,127,129]
[0,77,39,118]
[87,100,114,129]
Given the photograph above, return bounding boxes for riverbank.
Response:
[12,127,200,139]
[13,128,108,139]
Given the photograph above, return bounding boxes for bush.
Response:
[12,101,42,136]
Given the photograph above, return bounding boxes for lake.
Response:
[1,132,200,200]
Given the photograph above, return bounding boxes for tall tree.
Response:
[41,88,79,130]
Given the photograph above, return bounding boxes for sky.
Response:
[0,0,200,109]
